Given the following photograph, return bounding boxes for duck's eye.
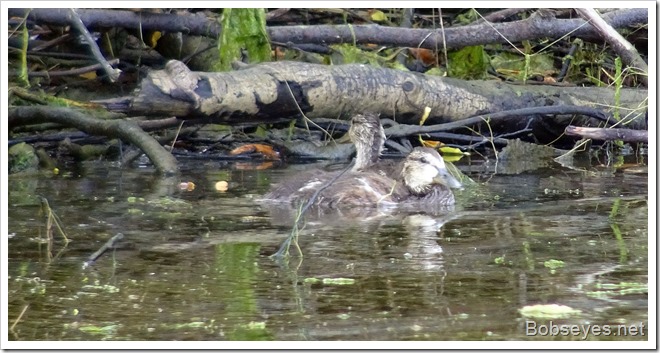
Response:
[420,157,429,164]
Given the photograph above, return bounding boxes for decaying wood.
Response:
[8,8,649,178]
[98,60,648,129]
[565,125,648,143]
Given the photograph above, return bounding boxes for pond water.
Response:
[6,154,650,346]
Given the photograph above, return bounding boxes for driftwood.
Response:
[97,60,648,131]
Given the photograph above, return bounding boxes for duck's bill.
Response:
[433,170,463,190]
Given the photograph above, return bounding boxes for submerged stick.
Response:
[10,304,29,332]
[83,233,124,269]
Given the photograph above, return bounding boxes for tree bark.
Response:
[97,60,648,129]
[565,125,648,143]
[8,8,647,50]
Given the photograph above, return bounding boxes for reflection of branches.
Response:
[39,196,70,263]
[40,196,69,244]
[10,304,29,338]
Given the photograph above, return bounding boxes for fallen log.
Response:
[96,60,648,130]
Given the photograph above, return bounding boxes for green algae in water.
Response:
[303,277,355,285]
[519,304,582,319]
[544,259,565,274]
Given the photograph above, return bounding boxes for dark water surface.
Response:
[6,156,649,343]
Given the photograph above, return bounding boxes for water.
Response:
[6,156,649,343]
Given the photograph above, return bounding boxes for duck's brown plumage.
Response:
[349,112,385,171]
[262,147,461,208]
[261,113,461,208]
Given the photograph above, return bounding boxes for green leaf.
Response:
[447,46,489,79]
[369,10,388,22]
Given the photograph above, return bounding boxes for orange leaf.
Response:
[408,48,437,66]
[421,140,441,148]
[230,144,281,160]
[230,144,256,155]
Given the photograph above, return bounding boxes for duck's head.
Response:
[349,112,386,171]
[401,147,463,195]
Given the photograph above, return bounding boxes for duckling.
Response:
[311,146,462,208]
[261,112,384,203]
[349,112,385,171]
[348,113,462,205]
[263,148,461,208]
[397,147,463,205]
[261,113,462,208]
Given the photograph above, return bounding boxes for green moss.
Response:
[215,9,271,71]
[8,142,39,174]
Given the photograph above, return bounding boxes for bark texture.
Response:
[102,60,648,128]
[8,8,647,50]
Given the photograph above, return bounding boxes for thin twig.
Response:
[83,233,125,269]
[576,8,648,86]
[40,196,69,244]
[10,304,29,332]
[66,8,120,82]
[170,120,185,151]
[282,80,336,143]
[11,59,120,78]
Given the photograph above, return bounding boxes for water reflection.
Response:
[6,158,649,342]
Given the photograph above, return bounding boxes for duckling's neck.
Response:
[348,112,386,171]
[353,141,382,171]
